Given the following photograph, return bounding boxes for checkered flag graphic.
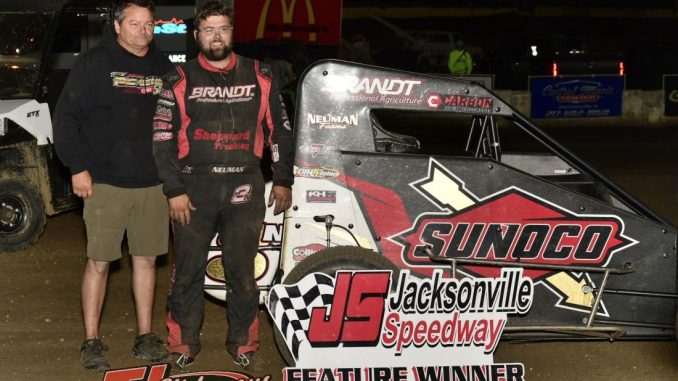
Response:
[267,272,336,363]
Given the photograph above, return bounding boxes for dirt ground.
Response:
[1,125,677,381]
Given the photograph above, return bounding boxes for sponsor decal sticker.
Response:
[111,72,163,95]
[294,166,341,178]
[272,144,280,162]
[153,131,173,142]
[188,85,256,103]
[390,158,636,315]
[320,76,424,105]
[307,113,359,129]
[426,93,493,113]
[211,166,246,174]
[292,243,326,261]
[299,143,334,158]
[306,190,336,203]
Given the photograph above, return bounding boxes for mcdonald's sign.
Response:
[234,0,342,45]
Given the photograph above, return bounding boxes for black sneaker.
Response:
[132,333,169,362]
[233,351,265,373]
[168,352,195,371]
[80,338,111,372]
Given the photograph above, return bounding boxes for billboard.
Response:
[233,0,342,45]
[529,75,624,119]
[153,6,196,63]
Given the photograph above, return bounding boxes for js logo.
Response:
[307,271,390,346]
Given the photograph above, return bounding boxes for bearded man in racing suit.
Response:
[152,1,293,372]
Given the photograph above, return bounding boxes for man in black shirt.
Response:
[53,0,173,372]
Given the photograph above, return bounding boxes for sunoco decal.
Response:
[268,269,530,379]
[389,158,637,315]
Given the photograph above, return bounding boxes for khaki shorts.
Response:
[83,183,169,261]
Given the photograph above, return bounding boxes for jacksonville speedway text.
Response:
[389,269,533,314]
[283,364,525,381]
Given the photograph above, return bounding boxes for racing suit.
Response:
[152,53,294,358]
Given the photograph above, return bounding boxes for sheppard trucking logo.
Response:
[267,269,531,380]
[320,76,424,105]
[188,85,256,103]
[390,158,637,315]
[307,113,359,129]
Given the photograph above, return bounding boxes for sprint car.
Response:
[202,59,677,362]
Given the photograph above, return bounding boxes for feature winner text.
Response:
[284,364,525,381]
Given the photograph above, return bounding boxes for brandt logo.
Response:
[322,76,421,96]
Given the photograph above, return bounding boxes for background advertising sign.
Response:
[233,0,342,45]
[529,75,624,119]
[663,74,678,116]
[154,6,195,63]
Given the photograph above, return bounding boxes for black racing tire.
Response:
[0,178,46,252]
[273,245,400,366]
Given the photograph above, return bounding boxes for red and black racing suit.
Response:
[152,53,293,359]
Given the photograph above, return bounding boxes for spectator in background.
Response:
[448,39,473,74]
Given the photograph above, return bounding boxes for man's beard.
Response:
[200,39,232,61]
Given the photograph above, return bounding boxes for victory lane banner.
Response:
[267,269,533,381]
[100,366,270,381]
[529,75,624,119]
[234,0,342,45]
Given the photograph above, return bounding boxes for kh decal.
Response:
[389,158,636,315]
[306,190,336,203]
